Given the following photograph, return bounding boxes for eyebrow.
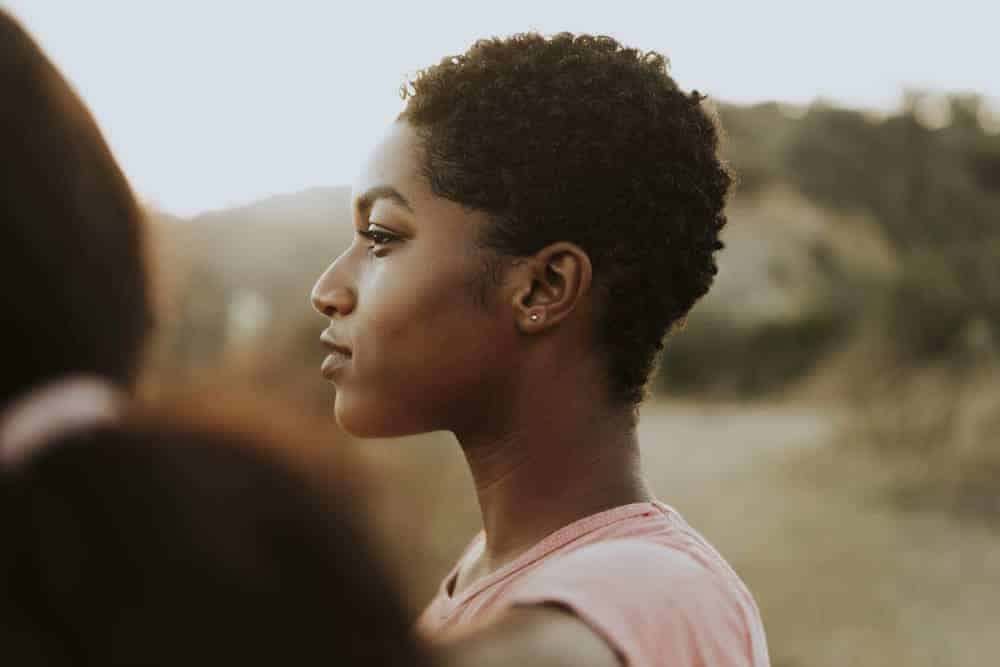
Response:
[356,185,414,215]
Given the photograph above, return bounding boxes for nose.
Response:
[311,256,356,318]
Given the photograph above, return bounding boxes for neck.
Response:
[454,357,651,574]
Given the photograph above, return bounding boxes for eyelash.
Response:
[358,227,399,254]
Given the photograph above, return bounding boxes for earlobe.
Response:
[516,308,545,335]
[512,242,591,333]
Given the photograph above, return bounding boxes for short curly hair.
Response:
[399,32,731,409]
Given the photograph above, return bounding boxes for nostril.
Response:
[311,282,354,318]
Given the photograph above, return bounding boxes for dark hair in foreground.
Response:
[400,32,732,408]
[0,396,430,666]
[0,10,153,405]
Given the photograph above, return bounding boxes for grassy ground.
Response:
[358,398,1000,667]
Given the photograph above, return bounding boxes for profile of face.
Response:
[311,122,522,439]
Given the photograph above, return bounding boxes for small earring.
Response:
[529,313,540,322]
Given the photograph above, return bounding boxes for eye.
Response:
[358,224,400,255]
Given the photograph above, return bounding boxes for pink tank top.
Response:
[417,501,770,666]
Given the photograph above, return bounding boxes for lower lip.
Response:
[321,351,352,379]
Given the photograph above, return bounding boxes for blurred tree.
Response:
[721,92,1000,363]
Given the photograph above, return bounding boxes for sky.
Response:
[4,0,997,217]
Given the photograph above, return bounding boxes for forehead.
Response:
[352,121,494,237]
[352,122,426,208]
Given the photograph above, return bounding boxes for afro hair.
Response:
[400,32,732,408]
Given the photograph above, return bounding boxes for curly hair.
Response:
[400,32,732,408]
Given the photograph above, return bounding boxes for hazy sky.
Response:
[4,0,997,217]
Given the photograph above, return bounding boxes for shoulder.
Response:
[437,605,621,667]
[505,539,765,666]
[517,537,721,598]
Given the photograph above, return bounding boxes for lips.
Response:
[320,332,352,358]
[320,331,352,380]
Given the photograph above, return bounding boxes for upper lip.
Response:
[320,331,352,357]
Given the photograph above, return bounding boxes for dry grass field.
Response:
[355,397,1000,667]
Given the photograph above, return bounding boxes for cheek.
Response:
[362,258,481,362]
[348,260,502,423]
[367,284,484,384]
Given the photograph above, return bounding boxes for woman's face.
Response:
[311,122,517,438]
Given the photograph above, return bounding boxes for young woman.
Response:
[311,33,770,666]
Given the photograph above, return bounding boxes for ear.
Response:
[510,242,593,334]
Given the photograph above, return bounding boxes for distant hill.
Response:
[165,185,352,288]
[195,186,353,226]
[150,185,354,369]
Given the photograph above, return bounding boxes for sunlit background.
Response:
[4,2,999,666]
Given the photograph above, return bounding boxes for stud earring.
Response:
[530,313,540,322]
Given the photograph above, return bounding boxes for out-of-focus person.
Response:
[1,397,432,665]
[0,8,153,458]
[0,12,430,665]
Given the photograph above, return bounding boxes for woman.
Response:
[311,33,770,666]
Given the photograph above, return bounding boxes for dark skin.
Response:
[311,121,650,665]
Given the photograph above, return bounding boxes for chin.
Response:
[333,392,425,439]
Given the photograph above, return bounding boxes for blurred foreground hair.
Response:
[0,393,431,666]
[0,10,153,405]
